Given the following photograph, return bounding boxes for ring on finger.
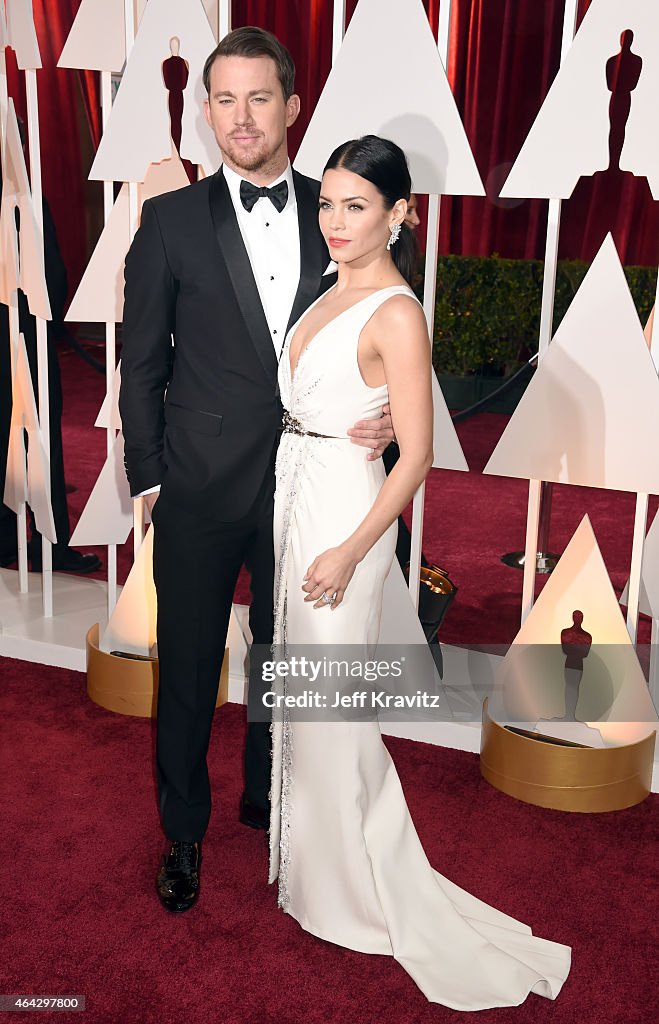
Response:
[320,591,334,606]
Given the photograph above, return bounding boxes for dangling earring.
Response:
[387,222,402,250]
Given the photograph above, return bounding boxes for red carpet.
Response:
[58,345,657,647]
[3,655,657,1023]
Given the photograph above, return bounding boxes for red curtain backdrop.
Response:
[231,0,334,158]
[5,0,659,296]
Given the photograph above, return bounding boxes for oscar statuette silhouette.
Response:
[161,36,189,156]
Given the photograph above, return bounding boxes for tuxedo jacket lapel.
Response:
[208,170,278,383]
[286,171,327,338]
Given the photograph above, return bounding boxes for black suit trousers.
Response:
[152,471,275,842]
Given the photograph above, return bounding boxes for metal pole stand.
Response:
[501,481,560,574]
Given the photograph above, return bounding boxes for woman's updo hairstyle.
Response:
[323,134,418,286]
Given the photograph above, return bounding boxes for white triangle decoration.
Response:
[95,361,122,430]
[3,408,27,520]
[89,0,217,182]
[226,604,249,701]
[493,516,657,746]
[69,432,133,546]
[621,510,659,618]
[202,0,218,37]
[139,147,191,202]
[295,0,484,196]
[0,192,20,309]
[0,5,8,49]
[100,525,157,656]
[3,333,56,541]
[502,0,659,199]
[5,0,41,70]
[0,101,51,320]
[432,371,468,471]
[66,184,130,324]
[485,235,659,494]
[66,153,190,324]
[379,560,428,645]
[57,0,125,73]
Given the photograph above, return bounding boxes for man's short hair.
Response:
[203,26,295,101]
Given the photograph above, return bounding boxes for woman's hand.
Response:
[302,544,359,609]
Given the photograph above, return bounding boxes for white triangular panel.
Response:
[3,333,56,541]
[621,509,659,618]
[379,560,427,644]
[6,0,41,70]
[139,147,191,202]
[16,336,55,540]
[502,0,659,199]
[225,604,250,703]
[57,0,125,73]
[4,335,29,514]
[100,526,157,656]
[494,516,657,746]
[89,0,217,183]
[295,0,484,196]
[485,235,659,494]
[643,306,654,348]
[0,5,8,49]
[0,194,20,306]
[4,408,27,514]
[95,361,122,430]
[66,184,130,324]
[69,432,133,546]
[67,153,189,324]
[432,371,468,471]
[202,0,219,38]
[0,101,51,319]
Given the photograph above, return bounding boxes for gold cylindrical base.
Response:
[85,623,228,718]
[480,697,656,812]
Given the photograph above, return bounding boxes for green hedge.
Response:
[432,254,657,377]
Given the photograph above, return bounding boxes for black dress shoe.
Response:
[156,840,201,913]
[30,546,102,574]
[239,793,270,830]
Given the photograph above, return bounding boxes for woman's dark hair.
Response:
[323,135,418,285]
[203,27,295,101]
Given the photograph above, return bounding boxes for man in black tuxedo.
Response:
[120,27,392,913]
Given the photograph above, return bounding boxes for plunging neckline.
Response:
[287,283,409,384]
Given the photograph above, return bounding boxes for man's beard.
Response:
[224,137,269,172]
[223,134,283,174]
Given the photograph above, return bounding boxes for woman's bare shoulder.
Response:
[370,290,428,340]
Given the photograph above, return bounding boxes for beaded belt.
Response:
[281,410,333,439]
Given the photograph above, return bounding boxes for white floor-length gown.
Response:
[268,284,572,1010]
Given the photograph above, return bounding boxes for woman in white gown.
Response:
[268,135,571,1011]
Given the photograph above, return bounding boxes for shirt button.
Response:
[273,330,278,335]
[270,275,275,281]
[265,222,270,227]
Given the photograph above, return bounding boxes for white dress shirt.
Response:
[136,163,301,499]
[222,161,300,355]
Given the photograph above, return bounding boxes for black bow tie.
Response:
[239,178,289,213]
